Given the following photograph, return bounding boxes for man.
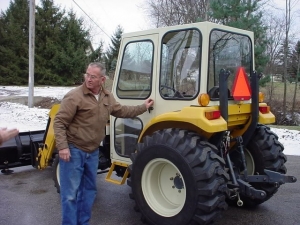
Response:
[0,128,19,146]
[54,62,154,225]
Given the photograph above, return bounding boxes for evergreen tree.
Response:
[210,0,269,73]
[291,41,300,81]
[0,0,93,85]
[276,41,293,82]
[35,0,65,85]
[0,0,29,85]
[89,41,105,63]
[54,10,91,85]
[105,25,123,74]
[35,1,91,85]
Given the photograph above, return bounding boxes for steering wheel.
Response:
[160,85,184,98]
[160,84,176,92]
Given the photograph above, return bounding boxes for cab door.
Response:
[110,34,158,164]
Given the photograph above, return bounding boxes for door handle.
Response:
[148,106,154,113]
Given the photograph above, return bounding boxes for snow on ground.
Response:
[0,101,49,131]
[0,85,75,131]
[0,85,75,99]
[0,86,299,155]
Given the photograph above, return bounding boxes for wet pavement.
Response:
[0,155,299,225]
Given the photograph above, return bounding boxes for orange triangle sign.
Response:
[232,67,251,101]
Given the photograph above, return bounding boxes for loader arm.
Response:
[37,104,60,169]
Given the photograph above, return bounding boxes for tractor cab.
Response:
[107,21,265,168]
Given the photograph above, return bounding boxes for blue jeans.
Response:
[59,144,99,225]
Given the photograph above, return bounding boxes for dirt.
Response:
[34,97,61,109]
[32,79,114,109]
[2,80,114,109]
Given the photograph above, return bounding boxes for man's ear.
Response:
[101,76,106,84]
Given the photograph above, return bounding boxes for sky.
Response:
[0,85,300,156]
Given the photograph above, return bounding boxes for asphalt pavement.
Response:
[0,155,299,225]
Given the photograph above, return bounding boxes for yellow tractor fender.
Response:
[138,106,227,142]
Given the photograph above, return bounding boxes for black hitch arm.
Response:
[236,178,266,200]
[247,169,297,186]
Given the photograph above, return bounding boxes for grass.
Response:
[260,81,298,101]
[260,81,300,128]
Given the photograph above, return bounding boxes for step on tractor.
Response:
[0,21,297,225]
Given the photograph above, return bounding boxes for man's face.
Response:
[84,66,106,92]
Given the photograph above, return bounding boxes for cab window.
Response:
[117,41,153,99]
[208,30,252,95]
[160,29,201,100]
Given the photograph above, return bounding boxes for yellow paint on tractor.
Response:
[138,106,227,141]
[258,103,276,124]
[37,104,60,169]
[138,102,275,143]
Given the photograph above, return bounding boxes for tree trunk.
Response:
[282,0,291,122]
[291,54,300,123]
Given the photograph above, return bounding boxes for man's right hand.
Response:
[0,128,19,145]
[59,148,71,162]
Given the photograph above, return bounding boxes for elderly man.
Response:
[54,62,154,225]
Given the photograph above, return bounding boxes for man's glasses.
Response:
[84,73,100,80]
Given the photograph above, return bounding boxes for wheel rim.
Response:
[56,161,60,186]
[244,149,255,175]
[141,158,186,217]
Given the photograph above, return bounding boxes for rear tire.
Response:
[128,128,229,225]
[231,124,287,207]
[53,154,60,193]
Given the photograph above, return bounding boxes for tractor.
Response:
[0,21,297,225]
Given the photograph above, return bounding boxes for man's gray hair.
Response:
[88,62,106,76]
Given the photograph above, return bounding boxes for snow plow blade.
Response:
[0,130,45,172]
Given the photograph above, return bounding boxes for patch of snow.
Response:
[0,86,75,100]
[0,101,49,132]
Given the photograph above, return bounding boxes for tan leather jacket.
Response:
[53,83,147,152]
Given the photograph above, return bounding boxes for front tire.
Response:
[52,154,60,193]
[128,129,229,225]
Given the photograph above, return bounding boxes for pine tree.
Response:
[0,0,93,85]
[35,0,65,85]
[210,0,269,73]
[89,42,105,63]
[0,0,29,85]
[291,41,300,81]
[105,25,123,76]
[54,10,91,85]
[35,0,91,85]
